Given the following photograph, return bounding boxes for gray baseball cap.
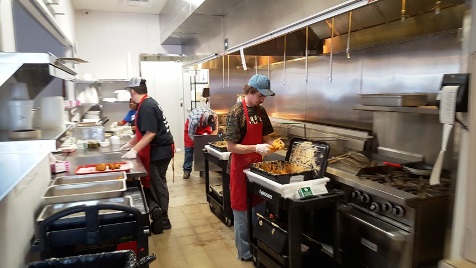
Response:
[248,74,275,96]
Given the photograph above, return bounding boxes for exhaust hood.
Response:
[0,52,76,99]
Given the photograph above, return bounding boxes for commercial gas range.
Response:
[327,164,452,268]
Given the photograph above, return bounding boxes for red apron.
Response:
[229,99,263,211]
[135,95,151,188]
[183,118,212,147]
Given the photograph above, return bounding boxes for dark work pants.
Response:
[148,157,172,219]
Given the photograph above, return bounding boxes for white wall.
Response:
[74,11,182,80]
[141,61,185,149]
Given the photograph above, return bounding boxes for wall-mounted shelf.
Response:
[354,105,439,115]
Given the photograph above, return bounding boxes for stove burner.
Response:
[359,170,450,198]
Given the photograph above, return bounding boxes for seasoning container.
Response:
[110,135,120,145]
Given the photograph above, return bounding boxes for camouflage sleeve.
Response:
[260,107,274,136]
[225,103,243,143]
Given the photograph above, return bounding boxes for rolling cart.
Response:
[31,185,151,262]
[203,146,233,226]
[245,138,345,267]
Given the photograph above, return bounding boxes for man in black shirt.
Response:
[121,77,175,234]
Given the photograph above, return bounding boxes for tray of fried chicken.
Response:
[75,162,131,175]
[208,140,228,152]
[250,138,330,184]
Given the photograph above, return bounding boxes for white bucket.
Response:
[8,100,34,130]
[40,96,65,129]
[10,83,30,100]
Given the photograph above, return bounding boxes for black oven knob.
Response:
[359,194,371,204]
[369,202,380,212]
[351,191,361,199]
[383,202,393,212]
[392,206,405,217]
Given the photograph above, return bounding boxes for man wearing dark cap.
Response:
[182,107,218,179]
[120,77,175,234]
[225,73,278,261]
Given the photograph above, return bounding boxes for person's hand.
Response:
[120,143,132,151]
[111,122,118,128]
[121,148,137,159]
[256,143,272,156]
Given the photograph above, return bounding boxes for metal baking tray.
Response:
[43,180,126,205]
[36,196,132,223]
[208,141,228,152]
[360,94,427,107]
[51,171,127,186]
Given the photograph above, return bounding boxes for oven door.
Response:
[336,204,413,268]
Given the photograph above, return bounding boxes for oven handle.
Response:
[339,205,408,242]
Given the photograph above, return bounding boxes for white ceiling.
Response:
[70,0,168,15]
[70,0,247,45]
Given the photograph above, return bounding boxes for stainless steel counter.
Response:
[0,151,49,201]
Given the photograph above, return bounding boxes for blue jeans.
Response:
[182,146,194,172]
[232,202,265,260]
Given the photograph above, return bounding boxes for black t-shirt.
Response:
[136,98,174,160]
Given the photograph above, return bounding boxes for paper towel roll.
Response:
[40,96,65,130]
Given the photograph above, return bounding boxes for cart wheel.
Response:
[225,217,233,227]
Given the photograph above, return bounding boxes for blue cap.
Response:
[248,74,275,96]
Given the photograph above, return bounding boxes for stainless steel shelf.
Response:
[353,105,439,115]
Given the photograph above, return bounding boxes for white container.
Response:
[8,100,34,130]
[244,169,329,198]
[9,83,30,100]
[110,136,120,145]
[40,96,65,129]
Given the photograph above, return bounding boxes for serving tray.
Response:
[75,162,130,175]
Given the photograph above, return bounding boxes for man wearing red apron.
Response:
[225,74,277,261]
[183,108,218,179]
[121,77,175,235]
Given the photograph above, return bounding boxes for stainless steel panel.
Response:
[305,51,367,128]
[193,135,223,172]
[36,196,132,222]
[361,32,460,94]
[43,180,126,205]
[373,112,449,165]
[209,68,254,114]
[51,171,127,186]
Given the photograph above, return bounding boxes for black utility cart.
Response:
[203,145,234,226]
[245,138,345,267]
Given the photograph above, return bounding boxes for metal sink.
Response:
[51,171,126,186]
